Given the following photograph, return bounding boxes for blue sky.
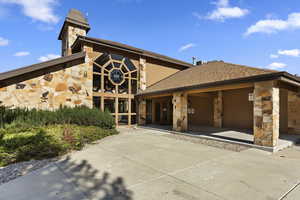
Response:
[0,0,300,75]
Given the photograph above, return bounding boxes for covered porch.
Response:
[137,80,300,150]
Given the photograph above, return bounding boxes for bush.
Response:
[0,125,118,167]
[0,106,115,129]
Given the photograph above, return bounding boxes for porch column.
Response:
[213,91,223,128]
[254,81,280,147]
[139,57,147,91]
[138,98,146,125]
[173,92,188,132]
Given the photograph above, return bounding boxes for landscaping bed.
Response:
[0,106,118,167]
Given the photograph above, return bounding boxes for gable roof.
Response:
[138,61,289,96]
[72,36,194,69]
[0,52,86,88]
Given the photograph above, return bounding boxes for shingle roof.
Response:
[138,61,282,95]
[72,36,194,69]
[0,52,86,87]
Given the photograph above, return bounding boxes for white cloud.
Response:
[38,54,60,62]
[178,43,196,52]
[267,62,287,70]
[270,54,279,59]
[0,37,9,46]
[205,0,249,22]
[278,49,300,57]
[0,0,59,23]
[245,13,300,36]
[14,51,30,56]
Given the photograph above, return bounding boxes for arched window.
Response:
[92,53,138,125]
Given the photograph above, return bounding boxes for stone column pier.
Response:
[138,99,146,125]
[213,91,223,128]
[173,92,188,132]
[253,81,280,147]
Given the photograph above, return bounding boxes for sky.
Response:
[0,0,300,75]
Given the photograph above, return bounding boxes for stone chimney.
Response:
[58,9,90,56]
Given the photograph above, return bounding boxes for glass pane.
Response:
[104,76,116,93]
[105,63,113,71]
[104,98,115,113]
[93,64,101,73]
[118,79,128,94]
[131,115,137,124]
[119,99,129,113]
[121,65,128,73]
[131,71,137,78]
[113,62,121,68]
[111,54,124,61]
[131,100,136,113]
[131,80,137,94]
[93,74,101,92]
[118,115,128,125]
[124,58,136,71]
[93,97,101,109]
[95,53,110,66]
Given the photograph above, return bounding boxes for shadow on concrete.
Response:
[51,156,133,200]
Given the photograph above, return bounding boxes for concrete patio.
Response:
[0,127,300,200]
[142,125,300,152]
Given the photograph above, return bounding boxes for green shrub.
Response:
[0,125,118,167]
[0,106,115,129]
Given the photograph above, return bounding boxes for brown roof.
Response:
[0,52,86,87]
[72,36,194,69]
[138,61,285,95]
[58,9,90,40]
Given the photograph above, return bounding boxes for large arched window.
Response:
[92,53,138,125]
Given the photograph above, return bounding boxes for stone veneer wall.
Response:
[139,57,147,91]
[0,45,97,110]
[138,99,146,125]
[288,90,300,134]
[253,81,280,147]
[213,91,223,128]
[173,92,188,132]
[62,26,87,56]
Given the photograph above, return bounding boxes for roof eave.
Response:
[136,72,291,97]
[71,36,194,69]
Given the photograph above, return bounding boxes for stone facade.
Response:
[173,92,188,132]
[0,61,92,110]
[138,99,146,125]
[62,26,87,56]
[253,81,280,147]
[213,91,223,128]
[288,90,300,134]
[139,57,147,91]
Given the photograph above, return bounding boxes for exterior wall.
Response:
[173,92,188,131]
[62,26,87,56]
[0,45,96,110]
[253,81,279,147]
[288,90,300,134]
[280,89,288,133]
[188,95,213,126]
[213,91,223,128]
[146,62,180,87]
[223,88,253,129]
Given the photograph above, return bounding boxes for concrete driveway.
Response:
[0,128,300,200]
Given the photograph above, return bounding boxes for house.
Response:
[0,9,300,148]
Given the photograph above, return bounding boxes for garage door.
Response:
[223,88,253,129]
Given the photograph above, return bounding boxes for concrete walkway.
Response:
[1,128,300,200]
